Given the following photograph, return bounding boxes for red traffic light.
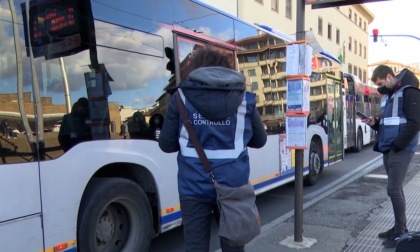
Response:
[372,29,379,42]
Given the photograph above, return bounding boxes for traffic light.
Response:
[165,47,175,74]
[373,29,379,43]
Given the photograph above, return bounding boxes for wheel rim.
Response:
[95,200,141,252]
[310,151,321,175]
[96,208,116,244]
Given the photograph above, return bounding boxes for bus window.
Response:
[343,73,380,151]
[347,77,355,94]
[1,0,38,164]
[235,21,288,134]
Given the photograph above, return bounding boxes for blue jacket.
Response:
[159,66,267,200]
[376,86,419,152]
[373,69,420,153]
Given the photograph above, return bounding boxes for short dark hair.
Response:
[77,97,89,108]
[188,46,234,71]
[371,65,395,82]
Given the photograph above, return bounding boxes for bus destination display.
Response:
[21,0,91,59]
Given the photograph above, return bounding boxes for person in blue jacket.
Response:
[158,47,267,252]
[363,65,420,248]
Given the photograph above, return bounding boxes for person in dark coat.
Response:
[146,113,164,140]
[127,111,148,139]
[363,65,420,248]
[0,120,9,137]
[158,47,267,252]
[58,97,91,152]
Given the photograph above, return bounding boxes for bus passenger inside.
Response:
[58,97,92,152]
[308,107,329,134]
[127,111,148,139]
[146,113,164,140]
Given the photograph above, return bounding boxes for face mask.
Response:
[377,86,393,95]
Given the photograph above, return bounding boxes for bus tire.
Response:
[304,141,322,186]
[354,129,363,153]
[78,177,152,252]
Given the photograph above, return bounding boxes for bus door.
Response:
[326,76,343,163]
[345,75,356,148]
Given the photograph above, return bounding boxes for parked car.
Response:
[53,120,62,132]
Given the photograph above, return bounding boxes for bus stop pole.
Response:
[294,150,304,242]
[294,0,305,243]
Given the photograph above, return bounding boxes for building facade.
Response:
[199,0,374,83]
[368,60,420,85]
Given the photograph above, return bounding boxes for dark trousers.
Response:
[180,199,245,252]
[383,150,414,233]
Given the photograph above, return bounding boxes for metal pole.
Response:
[294,149,304,242]
[296,0,305,41]
[371,34,420,41]
[60,57,72,113]
[294,0,305,243]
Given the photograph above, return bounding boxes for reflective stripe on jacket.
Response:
[176,89,255,200]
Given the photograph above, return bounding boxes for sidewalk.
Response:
[245,146,420,252]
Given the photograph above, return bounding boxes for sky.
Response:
[364,0,420,66]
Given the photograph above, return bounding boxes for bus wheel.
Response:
[78,177,152,252]
[304,141,322,186]
[354,129,363,153]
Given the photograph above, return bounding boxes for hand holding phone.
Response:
[356,111,369,119]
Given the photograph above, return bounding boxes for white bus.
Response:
[343,73,381,152]
[0,0,344,251]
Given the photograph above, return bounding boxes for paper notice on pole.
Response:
[300,43,312,76]
[286,77,310,112]
[286,44,299,75]
[286,116,307,148]
[286,43,313,76]
[287,79,303,111]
